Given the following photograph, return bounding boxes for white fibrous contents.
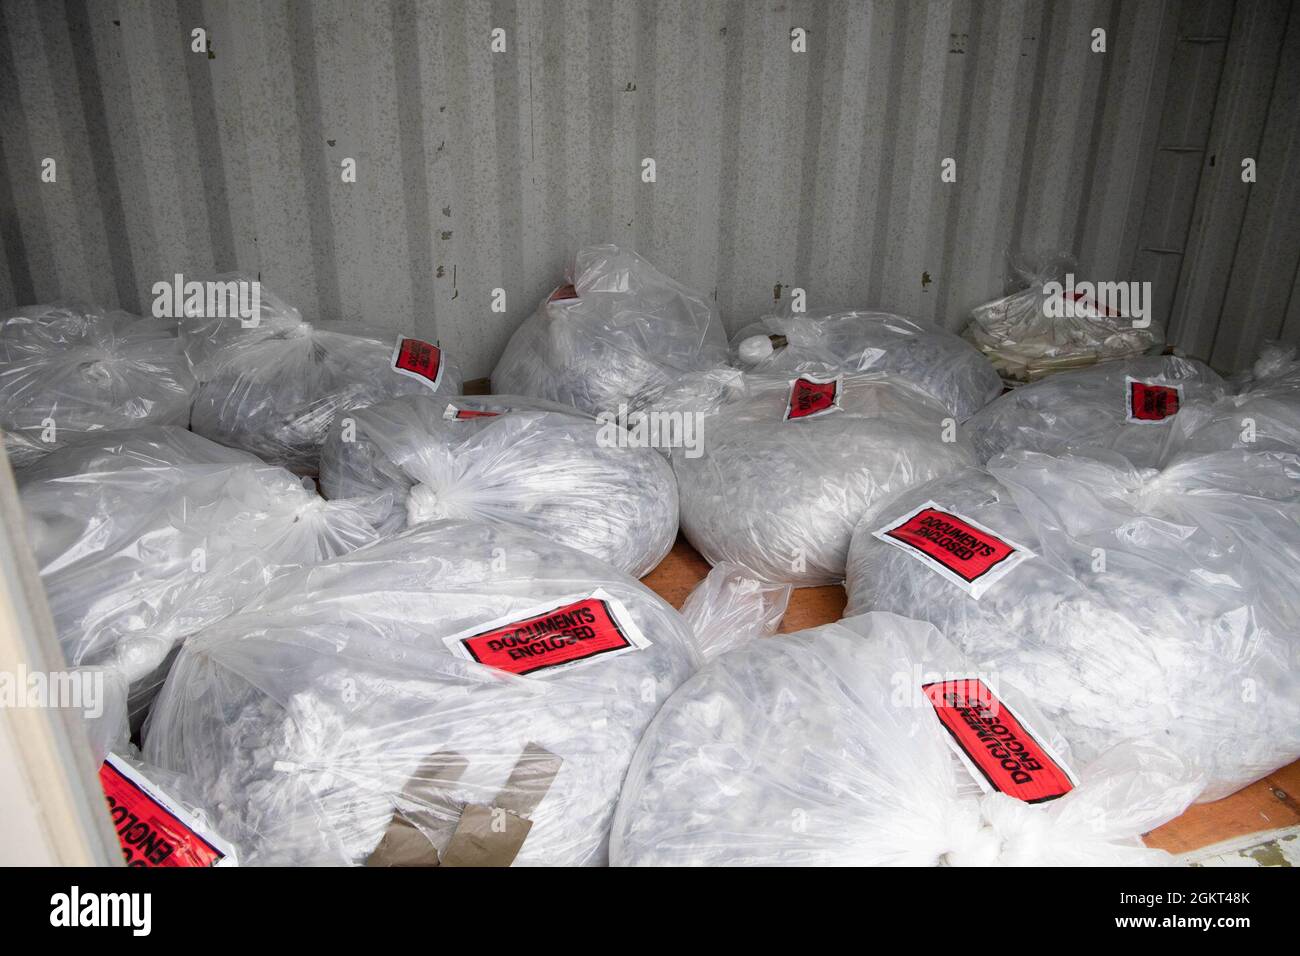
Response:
[490,245,729,417]
[674,373,977,585]
[845,449,1300,801]
[318,393,678,577]
[143,521,698,866]
[730,310,1003,420]
[964,355,1226,467]
[0,303,196,469]
[181,275,461,474]
[19,426,380,714]
[611,612,1200,866]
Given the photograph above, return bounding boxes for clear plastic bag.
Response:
[845,448,1300,801]
[0,303,196,469]
[19,426,382,715]
[679,562,792,661]
[964,355,1226,467]
[318,393,678,577]
[181,275,461,473]
[491,245,729,416]
[732,310,1002,420]
[674,372,977,585]
[611,611,1200,866]
[965,250,1162,382]
[143,520,699,866]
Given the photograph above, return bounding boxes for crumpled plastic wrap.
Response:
[491,244,729,416]
[964,355,1227,466]
[679,562,792,661]
[318,393,678,577]
[1163,342,1300,457]
[0,303,196,469]
[143,521,699,866]
[844,449,1300,801]
[611,611,1201,866]
[732,310,1002,420]
[182,276,461,473]
[674,373,977,585]
[965,251,1162,382]
[18,426,381,714]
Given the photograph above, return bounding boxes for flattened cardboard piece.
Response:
[366,750,468,868]
[494,742,563,817]
[441,743,562,867]
[439,805,534,868]
[367,744,562,868]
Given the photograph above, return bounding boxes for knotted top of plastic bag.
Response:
[845,447,1300,801]
[180,274,462,473]
[611,611,1200,866]
[19,425,382,712]
[143,520,699,866]
[674,372,977,585]
[318,392,679,576]
[964,354,1226,467]
[0,303,196,469]
[491,244,729,416]
[732,309,1002,420]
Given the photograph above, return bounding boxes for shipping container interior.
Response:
[0,0,1298,869]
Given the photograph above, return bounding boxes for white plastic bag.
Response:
[1165,343,1300,457]
[611,611,1200,866]
[318,393,678,577]
[679,562,792,662]
[845,448,1300,801]
[965,250,1162,381]
[491,245,729,416]
[143,521,699,866]
[964,355,1226,466]
[181,276,461,473]
[0,304,195,469]
[732,310,1002,420]
[19,426,381,714]
[674,372,977,585]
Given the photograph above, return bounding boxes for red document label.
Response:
[443,404,502,420]
[1126,378,1182,423]
[923,679,1076,803]
[873,502,1032,598]
[99,755,234,867]
[785,375,842,420]
[391,336,445,390]
[443,590,651,676]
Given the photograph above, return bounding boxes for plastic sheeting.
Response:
[19,426,381,713]
[318,393,678,577]
[491,245,729,417]
[674,372,977,585]
[844,449,1300,801]
[143,521,699,866]
[0,304,195,469]
[964,355,1227,467]
[732,310,1002,420]
[679,562,792,662]
[611,611,1200,866]
[182,276,461,473]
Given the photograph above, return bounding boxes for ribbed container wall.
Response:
[0,0,1296,377]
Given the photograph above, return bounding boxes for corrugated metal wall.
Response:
[0,0,1295,378]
